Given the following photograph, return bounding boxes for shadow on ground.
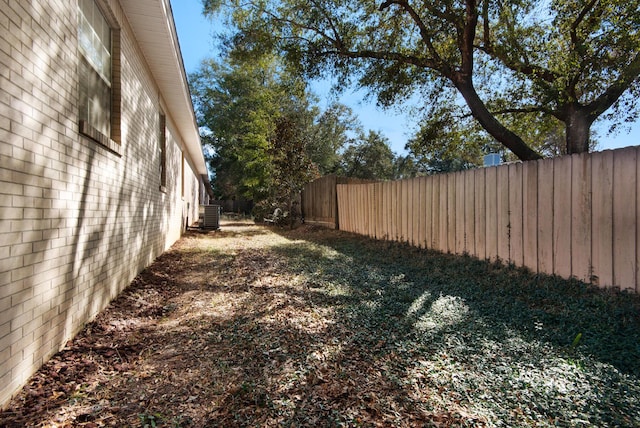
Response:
[1,222,639,427]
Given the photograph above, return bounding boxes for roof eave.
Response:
[120,0,210,182]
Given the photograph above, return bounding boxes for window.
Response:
[159,112,167,192]
[78,0,120,151]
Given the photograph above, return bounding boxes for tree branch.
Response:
[460,105,554,119]
[477,45,558,83]
[378,0,445,69]
[320,47,439,70]
[570,0,600,48]
[460,0,478,76]
[586,53,640,119]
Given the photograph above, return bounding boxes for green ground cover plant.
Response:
[2,221,639,427]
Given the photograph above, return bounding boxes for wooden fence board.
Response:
[448,173,457,253]
[439,174,450,252]
[365,184,371,236]
[374,182,383,239]
[388,181,394,240]
[591,151,614,287]
[336,184,345,231]
[417,177,426,248]
[347,185,354,234]
[613,147,637,290]
[366,184,373,238]
[414,178,422,247]
[474,168,486,259]
[455,172,466,254]
[407,179,414,244]
[398,180,404,241]
[424,176,433,249]
[522,161,538,272]
[637,151,640,293]
[553,155,572,278]
[537,159,554,274]
[378,182,384,239]
[360,184,365,234]
[497,166,510,261]
[407,179,415,245]
[464,170,475,254]
[387,181,398,241]
[485,167,498,261]
[432,175,441,250]
[508,163,524,266]
[397,180,403,242]
[571,153,592,283]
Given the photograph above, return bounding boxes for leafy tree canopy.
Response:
[189,51,366,204]
[339,130,397,180]
[203,0,640,161]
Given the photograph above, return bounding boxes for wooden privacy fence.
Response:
[302,175,375,228]
[336,147,640,293]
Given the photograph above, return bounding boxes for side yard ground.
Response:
[1,221,640,427]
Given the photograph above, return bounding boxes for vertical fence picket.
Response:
[474,168,486,259]
[571,153,592,283]
[508,163,524,267]
[413,178,421,247]
[636,150,640,293]
[424,176,433,250]
[390,181,397,241]
[464,168,475,255]
[407,179,414,245]
[523,160,538,272]
[537,159,554,274]
[376,182,382,239]
[553,155,573,278]
[455,172,465,254]
[384,181,391,240]
[369,183,375,238]
[418,177,426,248]
[402,180,410,243]
[497,166,510,261]
[439,174,449,252]
[485,167,498,261]
[336,184,344,231]
[591,151,614,287]
[447,174,457,253]
[432,175,441,250]
[613,147,637,290]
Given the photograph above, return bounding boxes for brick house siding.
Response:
[0,0,211,407]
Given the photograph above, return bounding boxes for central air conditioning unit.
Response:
[199,205,221,229]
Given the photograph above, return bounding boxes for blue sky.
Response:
[171,0,638,155]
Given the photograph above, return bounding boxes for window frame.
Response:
[159,112,167,192]
[77,0,121,155]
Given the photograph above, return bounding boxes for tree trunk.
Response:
[454,76,542,161]
[565,105,592,155]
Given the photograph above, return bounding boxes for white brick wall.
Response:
[0,0,207,407]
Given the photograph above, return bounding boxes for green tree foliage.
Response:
[203,0,640,160]
[190,56,281,200]
[269,114,320,221]
[189,52,354,205]
[340,131,397,180]
[306,102,360,175]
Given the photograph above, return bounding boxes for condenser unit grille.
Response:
[202,205,221,229]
